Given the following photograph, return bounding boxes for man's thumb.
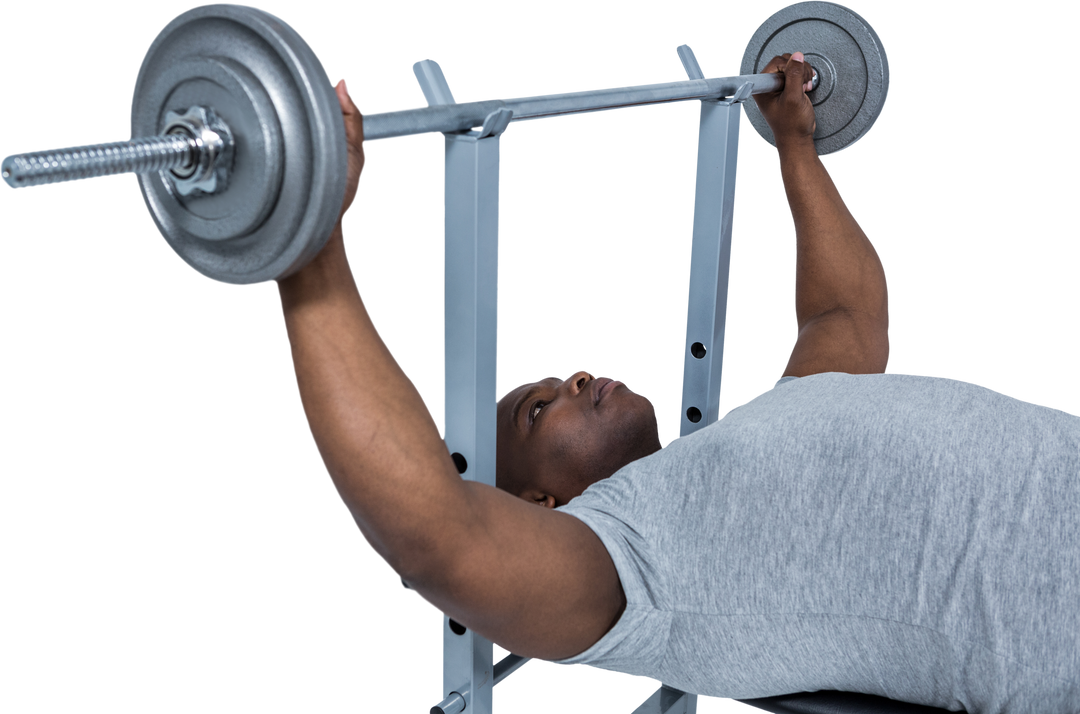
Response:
[784,52,806,98]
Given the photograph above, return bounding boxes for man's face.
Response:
[496,371,661,507]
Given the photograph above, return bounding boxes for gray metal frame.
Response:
[428,45,744,714]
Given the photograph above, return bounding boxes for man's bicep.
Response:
[415,481,624,661]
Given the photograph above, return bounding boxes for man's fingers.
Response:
[784,52,810,99]
[336,79,365,143]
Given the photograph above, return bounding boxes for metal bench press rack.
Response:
[426,46,951,714]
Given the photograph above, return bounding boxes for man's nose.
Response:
[562,371,594,395]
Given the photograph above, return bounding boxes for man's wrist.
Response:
[277,223,351,297]
[776,136,818,159]
[304,223,347,270]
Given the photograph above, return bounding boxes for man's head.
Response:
[496,372,661,507]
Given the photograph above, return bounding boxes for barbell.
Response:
[1,1,888,284]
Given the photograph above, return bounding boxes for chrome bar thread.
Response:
[2,132,195,191]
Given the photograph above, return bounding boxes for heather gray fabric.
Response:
[554,372,1080,713]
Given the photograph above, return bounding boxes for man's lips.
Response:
[596,375,622,403]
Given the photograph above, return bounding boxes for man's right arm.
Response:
[755,53,889,378]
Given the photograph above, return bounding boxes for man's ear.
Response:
[520,491,556,509]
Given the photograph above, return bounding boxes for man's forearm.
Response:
[778,139,888,328]
[277,227,471,579]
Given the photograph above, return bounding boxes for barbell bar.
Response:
[1,2,887,284]
[3,71,789,189]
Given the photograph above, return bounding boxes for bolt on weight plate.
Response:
[132,4,347,284]
[741,1,888,155]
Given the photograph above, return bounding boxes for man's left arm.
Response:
[277,221,460,579]
[280,226,615,659]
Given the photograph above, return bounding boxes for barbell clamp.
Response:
[162,105,234,196]
[447,106,514,142]
[719,81,754,106]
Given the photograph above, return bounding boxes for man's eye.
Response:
[530,402,546,421]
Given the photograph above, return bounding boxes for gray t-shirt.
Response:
[555,372,1079,713]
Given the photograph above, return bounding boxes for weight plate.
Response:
[741,2,888,155]
[132,4,347,284]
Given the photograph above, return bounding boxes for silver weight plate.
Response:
[132,4,347,284]
[741,2,888,155]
